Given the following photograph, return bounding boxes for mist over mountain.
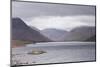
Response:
[41,26,96,42]
[42,28,68,41]
[12,17,52,42]
[63,26,95,41]
[12,17,95,42]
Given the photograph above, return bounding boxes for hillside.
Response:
[41,28,68,41]
[11,17,52,47]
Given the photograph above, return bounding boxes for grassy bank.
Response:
[11,40,33,48]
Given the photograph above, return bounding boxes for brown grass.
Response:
[11,40,33,48]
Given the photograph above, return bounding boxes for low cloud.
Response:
[26,15,95,31]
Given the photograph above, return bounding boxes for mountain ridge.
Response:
[41,26,96,42]
[12,17,52,42]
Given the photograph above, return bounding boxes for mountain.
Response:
[30,26,40,32]
[41,28,68,41]
[85,35,96,41]
[12,18,28,29]
[12,17,52,42]
[41,26,95,42]
[63,26,96,41]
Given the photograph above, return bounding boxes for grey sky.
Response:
[12,1,96,31]
[12,1,95,19]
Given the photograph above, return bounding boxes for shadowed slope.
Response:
[12,17,52,42]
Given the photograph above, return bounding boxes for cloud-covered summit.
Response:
[26,15,95,31]
[12,1,95,31]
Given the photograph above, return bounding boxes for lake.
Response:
[11,42,96,66]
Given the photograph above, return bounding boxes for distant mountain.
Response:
[12,17,52,42]
[63,26,96,41]
[41,26,96,42]
[85,35,96,41]
[41,28,68,41]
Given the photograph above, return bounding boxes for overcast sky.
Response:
[12,1,96,31]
